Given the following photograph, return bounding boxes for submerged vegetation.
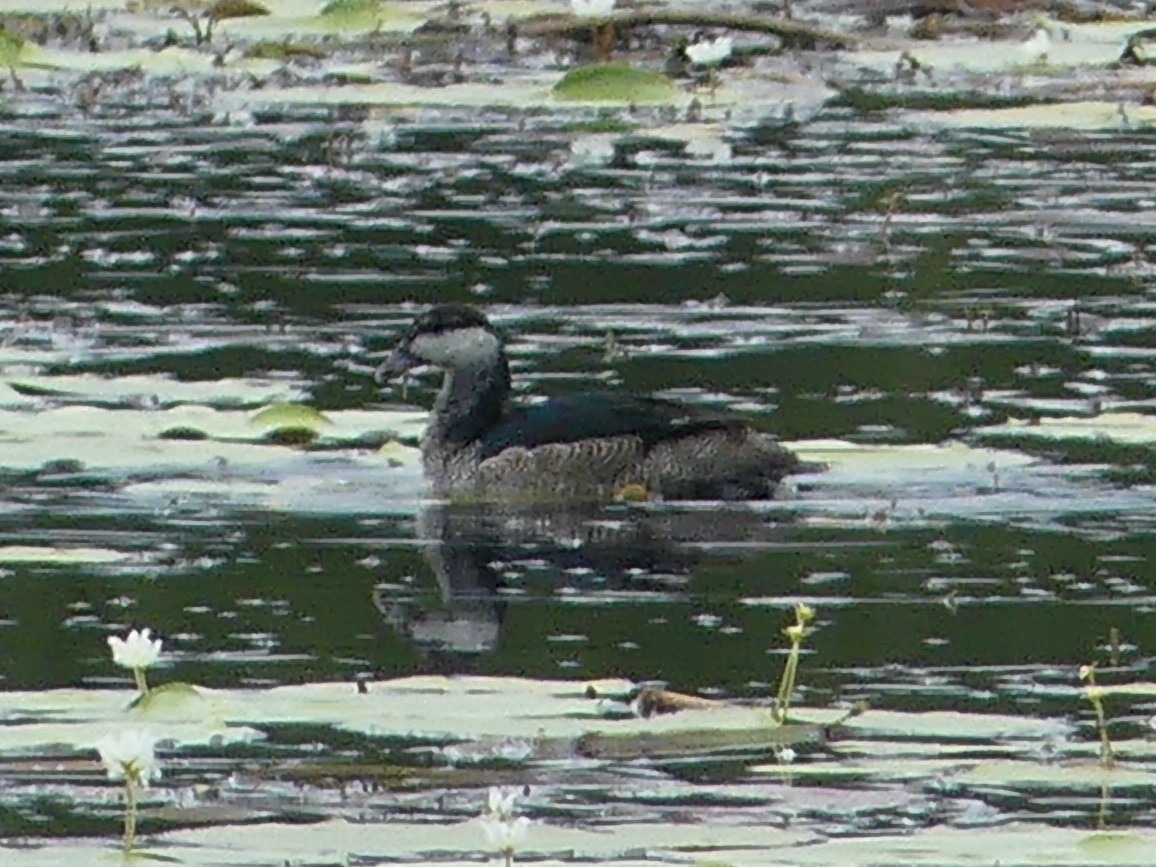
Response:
[772,602,815,724]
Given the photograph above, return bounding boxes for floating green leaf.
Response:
[129,681,208,718]
[319,0,377,16]
[157,426,210,440]
[978,412,1156,444]
[0,545,131,564]
[378,439,413,466]
[553,62,678,104]
[846,30,1121,78]
[793,706,1070,741]
[1079,831,1150,852]
[207,0,270,21]
[903,100,1156,132]
[251,403,330,446]
[954,758,1156,790]
[577,722,826,761]
[0,26,24,68]
[563,118,636,134]
[268,429,317,447]
[244,40,329,61]
[6,373,302,406]
[7,379,70,397]
[250,403,332,431]
[316,0,424,31]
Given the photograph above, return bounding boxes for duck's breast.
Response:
[422,439,482,495]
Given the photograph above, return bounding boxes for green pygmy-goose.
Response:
[376,305,807,502]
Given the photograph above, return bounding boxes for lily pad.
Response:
[0,720,263,754]
[25,44,251,75]
[842,17,1125,79]
[0,676,1075,748]
[977,412,1156,445]
[3,374,304,407]
[6,379,71,398]
[793,707,1071,742]
[6,816,1154,867]
[250,402,332,434]
[0,405,423,448]
[244,39,328,60]
[0,26,24,67]
[316,0,426,32]
[0,545,133,564]
[157,818,816,867]
[752,755,976,781]
[129,682,211,720]
[790,439,1037,474]
[319,0,373,14]
[577,721,829,760]
[207,0,270,20]
[552,62,679,104]
[905,101,1156,132]
[953,759,1156,790]
[752,823,1156,866]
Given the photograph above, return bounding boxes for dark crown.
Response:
[409,304,493,337]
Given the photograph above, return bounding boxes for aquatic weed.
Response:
[1079,661,1116,770]
[771,602,814,724]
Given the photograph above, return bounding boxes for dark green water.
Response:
[3,104,1156,840]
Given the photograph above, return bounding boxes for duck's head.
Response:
[375,305,503,382]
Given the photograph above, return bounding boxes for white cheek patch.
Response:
[410,327,500,367]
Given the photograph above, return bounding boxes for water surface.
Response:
[2,28,1156,860]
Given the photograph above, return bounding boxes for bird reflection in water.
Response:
[372,501,793,663]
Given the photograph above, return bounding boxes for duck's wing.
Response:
[477,392,745,461]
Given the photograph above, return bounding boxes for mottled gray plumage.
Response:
[376,305,807,502]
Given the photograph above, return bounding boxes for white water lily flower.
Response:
[487,785,522,819]
[686,36,734,67]
[571,0,614,18]
[107,628,162,670]
[95,729,161,788]
[778,746,797,764]
[1020,27,1050,63]
[482,815,532,851]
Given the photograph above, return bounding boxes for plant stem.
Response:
[123,777,138,851]
[1082,665,1116,770]
[1090,693,1116,769]
[132,667,149,694]
[774,638,801,722]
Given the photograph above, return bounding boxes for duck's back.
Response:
[477,392,742,461]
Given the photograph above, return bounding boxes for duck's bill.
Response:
[374,346,421,383]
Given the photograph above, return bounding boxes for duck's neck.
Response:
[428,356,511,450]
